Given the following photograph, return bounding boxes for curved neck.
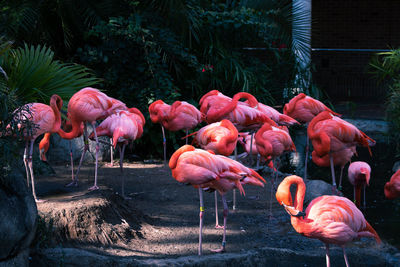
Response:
[169,145,195,169]
[57,118,83,139]
[284,93,306,115]
[49,95,62,133]
[220,120,238,143]
[206,98,238,122]
[233,92,258,108]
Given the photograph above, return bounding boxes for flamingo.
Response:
[283,93,340,180]
[255,123,296,218]
[308,111,375,188]
[249,101,299,126]
[169,145,265,255]
[276,175,381,267]
[191,119,238,228]
[149,100,202,165]
[384,169,400,199]
[348,161,371,208]
[237,132,261,166]
[10,94,62,202]
[311,146,357,191]
[57,87,127,190]
[89,107,145,198]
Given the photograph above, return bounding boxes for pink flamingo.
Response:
[249,101,299,126]
[308,111,375,188]
[191,119,238,228]
[57,87,127,190]
[255,123,296,217]
[89,107,145,198]
[283,93,340,180]
[384,169,400,199]
[10,94,62,202]
[348,161,371,208]
[149,100,202,164]
[169,145,265,255]
[311,146,357,191]
[276,175,381,267]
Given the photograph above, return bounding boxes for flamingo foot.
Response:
[122,195,132,200]
[88,185,99,191]
[331,186,340,195]
[35,198,47,203]
[247,195,259,200]
[215,224,224,229]
[211,245,226,253]
[105,162,114,167]
[338,185,343,191]
[65,180,78,187]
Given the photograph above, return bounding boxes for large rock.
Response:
[0,166,37,266]
[46,124,112,164]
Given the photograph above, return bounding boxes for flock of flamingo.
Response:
[9,87,400,266]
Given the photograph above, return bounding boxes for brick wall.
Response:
[312,0,400,103]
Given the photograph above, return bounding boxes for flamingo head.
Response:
[276,175,306,218]
[360,167,371,186]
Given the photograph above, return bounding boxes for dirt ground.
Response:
[33,159,392,262]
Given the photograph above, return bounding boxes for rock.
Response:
[46,124,111,164]
[392,161,400,172]
[303,179,340,205]
[0,166,37,266]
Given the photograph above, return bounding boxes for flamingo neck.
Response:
[284,93,305,116]
[49,95,62,133]
[57,118,83,140]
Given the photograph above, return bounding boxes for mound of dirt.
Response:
[37,189,150,248]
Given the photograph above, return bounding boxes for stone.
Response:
[0,166,37,266]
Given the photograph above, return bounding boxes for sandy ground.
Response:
[32,159,388,260]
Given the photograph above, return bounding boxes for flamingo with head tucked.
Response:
[283,93,340,180]
[191,119,239,228]
[149,100,202,164]
[276,175,381,267]
[308,111,375,189]
[384,169,400,199]
[10,94,63,202]
[169,145,265,255]
[57,87,127,190]
[89,107,145,198]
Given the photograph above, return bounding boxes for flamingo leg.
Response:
[304,134,309,180]
[269,158,278,221]
[69,140,75,182]
[353,186,356,203]
[88,121,100,191]
[27,140,43,202]
[185,129,188,145]
[233,147,237,210]
[325,243,331,267]
[212,194,228,253]
[161,125,167,166]
[109,137,114,166]
[256,153,260,169]
[329,153,337,188]
[215,191,223,228]
[67,124,88,187]
[342,246,350,267]
[198,188,204,256]
[249,132,254,166]
[23,141,30,187]
[338,165,344,191]
[119,144,130,199]
[363,184,366,209]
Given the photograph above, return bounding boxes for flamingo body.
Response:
[250,102,299,126]
[384,169,400,199]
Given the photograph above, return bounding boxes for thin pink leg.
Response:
[342,246,349,267]
[233,147,237,210]
[88,121,100,191]
[198,188,204,256]
[338,165,344,190]
[185,129,188,145]
[330,153,337,188]
[212,194,228,253]
[23,141,30,187]
[69,141,74,182]
[119,144,130,199]
[269,158,277,220]
[162,125,167,166]
[110,137,114,166]
[249,132,254,165]
[28,140,44,202]
[215,191,223,228]
[325,243,331,267]
[66,124,88,187]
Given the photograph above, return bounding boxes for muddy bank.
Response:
[30,162,399,266]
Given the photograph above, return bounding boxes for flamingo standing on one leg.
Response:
[169,145,265,255]
[10,94,63,202]
[276,175,381,267]
[89,107,145,198]
[191,119,239,228]
[283,93,340,180]
[149,100,202,165]
[255,123,296,219]
[308,111,375,189]
[384,169,400,199]
[57,87,127,190]
[311,146,357,191]
[348,161,371,208]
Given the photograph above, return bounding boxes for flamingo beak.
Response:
[282,202,305,218]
